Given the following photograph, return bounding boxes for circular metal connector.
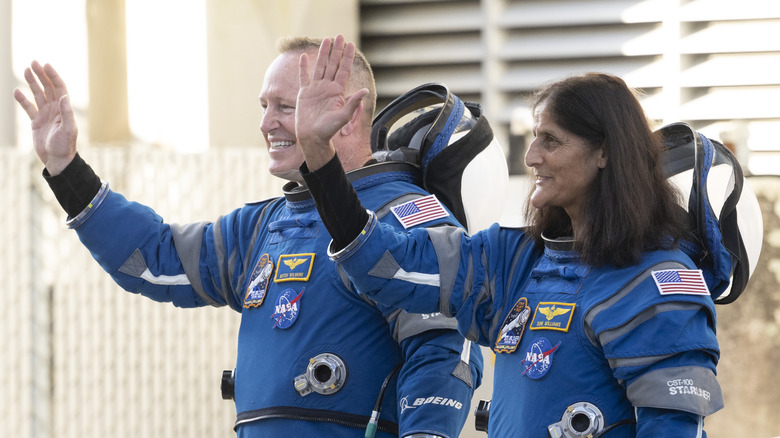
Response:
[294,353,348,396]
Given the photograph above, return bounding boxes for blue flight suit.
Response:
[327,213,723,437]
[57,157,482,437]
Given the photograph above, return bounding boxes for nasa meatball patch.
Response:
[522,337,561,380]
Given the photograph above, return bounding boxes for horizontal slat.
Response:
[361,0,481,36]
[680,53,780,87]
[680,0,780,22]
[498,0,665,28]
[498,56,665,91]
[680,86,780,120]
[680,20,780,54]
[498,24,664,60]
[500,88,665,126]
[362,33,483,66]
[362,0,459,5]
[374,65,483,98]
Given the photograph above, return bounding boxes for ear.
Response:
[597,144,607,169]
[339,101,364,137]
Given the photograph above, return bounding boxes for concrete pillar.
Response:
[86,0,131,144]
[1,0,13,147]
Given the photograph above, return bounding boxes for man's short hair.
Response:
[277,36,377,118]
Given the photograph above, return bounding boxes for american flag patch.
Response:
[651,269,709,296]
[390,194,449,228]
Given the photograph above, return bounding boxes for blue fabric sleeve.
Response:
[396,330,483,437]
[636,407,705,437]
[72,189,231,309]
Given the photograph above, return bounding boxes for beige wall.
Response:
[205,0,360,149]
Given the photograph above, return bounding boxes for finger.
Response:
[13,88,38,120]
[334,41,356,88]
[323,34,345,81]
[24,66,47,110]
[299,52,311,88]
[312,37,332,81]
[44,63,70,101]
[31,61,56,105]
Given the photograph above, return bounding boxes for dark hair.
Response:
[525,72,687,267]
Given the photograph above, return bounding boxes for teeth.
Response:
[270,141,295,149]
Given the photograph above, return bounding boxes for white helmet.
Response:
[371,83,508,233]
[660,122,763,303]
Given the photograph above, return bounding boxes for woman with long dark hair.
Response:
[296,36,722,437]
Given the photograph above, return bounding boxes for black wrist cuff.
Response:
[43,153,102,218]
[301,155,369,250]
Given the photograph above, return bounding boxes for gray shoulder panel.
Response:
[393,311,458,342]
[170,221,221,307]
[427,226,466,315]
[626,365,724,416]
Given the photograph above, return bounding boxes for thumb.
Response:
[344,88,369,116]
[59,94,77,132]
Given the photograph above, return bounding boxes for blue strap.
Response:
[421,95,465,174]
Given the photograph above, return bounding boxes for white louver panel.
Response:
[360,0,780,176]
[360,0,484,104]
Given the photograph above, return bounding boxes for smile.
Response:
[270,141,295,150]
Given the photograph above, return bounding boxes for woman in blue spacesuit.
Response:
[296,36,723,437]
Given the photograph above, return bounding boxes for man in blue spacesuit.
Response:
[294,37,726,437]
[14,35,482,437]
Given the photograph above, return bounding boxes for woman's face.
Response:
[525,102,607,230]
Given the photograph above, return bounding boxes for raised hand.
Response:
[295,35,369,170]
[14,61,78,175]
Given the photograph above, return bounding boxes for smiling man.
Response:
[14,35,482,438]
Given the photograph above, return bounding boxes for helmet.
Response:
[660,122,763,303]
[371,83,508,232]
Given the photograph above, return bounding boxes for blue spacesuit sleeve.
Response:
[586,264,724,424]
[329,214,535,347]
[635,407,706,437]
[70,187,243,309]
[395,330,483,437]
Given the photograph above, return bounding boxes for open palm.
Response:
[14,61,78,175]
[295,35,368,169]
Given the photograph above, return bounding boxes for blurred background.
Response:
[2,0,779,437]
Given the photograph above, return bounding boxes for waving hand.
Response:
[295,35,369,171]
[14,61,78,175]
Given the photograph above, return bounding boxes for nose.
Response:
[524,138,541,168]
[259,108,277,135]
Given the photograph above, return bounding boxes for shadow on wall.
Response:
[707,175,780,438]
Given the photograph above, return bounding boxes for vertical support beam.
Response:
[660,0,682,124]
[0,0,13,147]
[29,182,52,438]
[86,0,131,144]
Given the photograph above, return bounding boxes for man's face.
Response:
[259,52,310,181]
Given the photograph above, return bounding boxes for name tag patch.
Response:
[530,302,575,332]
[274,253,315,282]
